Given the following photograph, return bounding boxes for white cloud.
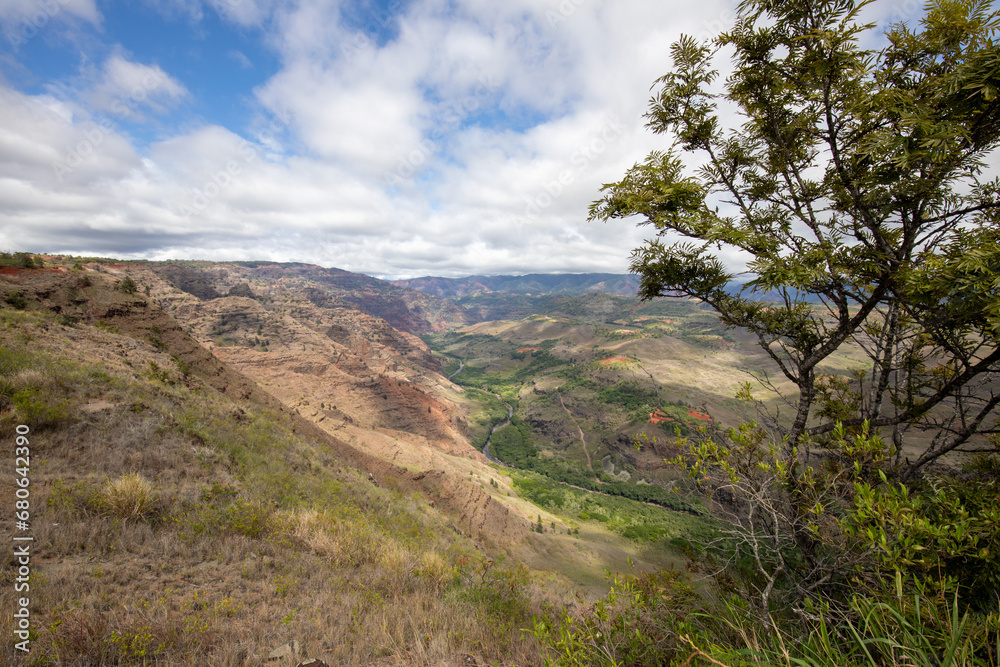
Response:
[228,49,254,69]
[0,0,100,28]
[84,55,189,117]
[1,0,766,278]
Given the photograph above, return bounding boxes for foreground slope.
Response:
[0,259,703,664]
[0,264,548,665]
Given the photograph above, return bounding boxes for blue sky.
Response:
[0,0,927,279]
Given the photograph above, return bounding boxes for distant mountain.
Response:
[393,273,641,298]
[150,261,468,334]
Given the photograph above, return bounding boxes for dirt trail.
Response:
[558,392,593,473]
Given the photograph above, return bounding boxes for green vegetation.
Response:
[0,251,44,268]
[596,381,658,412]
[536,1,1000,665]
[510,469,710,545]
[490,416,701,514]
[119,275,138,294]
[4,291,27,309]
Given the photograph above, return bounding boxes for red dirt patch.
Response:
[648,409,677,425]
[687,409,712,422]
[517,347,541,353]
[0,266,69,275]
[598,356,632,365]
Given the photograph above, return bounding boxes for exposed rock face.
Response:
[152,264,223,300]
[227,282,255,299]
[2,261,532,550]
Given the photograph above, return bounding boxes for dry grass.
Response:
[0,307,556,665]
[102,473,156,522]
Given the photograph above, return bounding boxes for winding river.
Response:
[482,401,514,467]
[446,357,511,466]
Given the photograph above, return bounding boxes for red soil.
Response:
[648,409,677,425]
[687,409,713,422]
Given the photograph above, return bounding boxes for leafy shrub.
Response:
[459,557,532,631]
[120,276,138,294]
[186,497,273,539]
[848,476,1000,612]
[4,291,27,309]
[531,568,700,667]
[11,388,72,429]
[47,480,107,518]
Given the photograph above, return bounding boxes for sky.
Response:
[0,0,928,279]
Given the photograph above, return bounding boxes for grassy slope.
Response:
[0,278,556,666]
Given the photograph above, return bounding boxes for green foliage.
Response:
[458,557,532,631]
[47,480,108,518]
[591,0,1000,475]
[172,355,192,378]
[0,252,43,268]
[596,381,657,412]
[531,568,701,667]
[4,291,28,309]
[185,496,273,539]
[690,575,1000,667]
[146,360,173,384]
[509,469,711,544]
[489,417,535,467]
[119,275,138,294]
[94,320,120,334]
[10,388,72,429]
[848,477,1000,611]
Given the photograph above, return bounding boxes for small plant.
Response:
[4,291,28,309]
[120,276,137,294]
[172,355,192,379]
[11,388,71,429]
[103,472,157,522]
[146,360,172,383]
[95,320,120,334]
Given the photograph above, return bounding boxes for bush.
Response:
[531,568,700,667]
[103,473,157,522]
[10,388,71,429]
[120,276,138,294]
[185,496,273,540]
[4,291,27,309]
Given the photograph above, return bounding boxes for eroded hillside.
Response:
[0,264,548,665]
[0,259,701,665]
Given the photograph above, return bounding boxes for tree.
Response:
[590,0,1000,480]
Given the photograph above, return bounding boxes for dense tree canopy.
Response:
[591,0,1000,478]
